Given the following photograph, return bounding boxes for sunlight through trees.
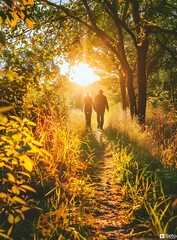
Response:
[0,0,177,239]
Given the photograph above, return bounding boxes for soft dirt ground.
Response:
[85,129,130,240]
[71,109,130,239]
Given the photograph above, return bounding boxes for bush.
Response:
[0,114,50,239]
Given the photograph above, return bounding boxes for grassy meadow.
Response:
[0,87,177,239]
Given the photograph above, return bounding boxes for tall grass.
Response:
[146,106,177,169]
[0,104,96,239]
[105,105,177,238]
[108,105,177,169]
[30,108,96,240]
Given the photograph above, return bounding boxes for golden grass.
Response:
[107,105,177,169]
[31,108,96,239]
[106,104,177,238]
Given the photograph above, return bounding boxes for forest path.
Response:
[84,128,129,240]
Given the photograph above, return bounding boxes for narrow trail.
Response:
[86,129,129,240]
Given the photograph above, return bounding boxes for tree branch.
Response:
[43,0,123,59]
[103,0,137,46]
[157,37,177,61]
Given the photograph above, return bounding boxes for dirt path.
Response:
[87,129,129,240]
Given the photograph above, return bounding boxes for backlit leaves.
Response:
[25,17,34,29]
[7,214,14,224]
[0,0,35,37]
[0,232,11,239]
[0,192,8,198]
[22,0,34,5]
[7,173,16,183]
[0,106,14,113]
[11,186,20,195]
[6,12,19,27]
[19,155,33,172]
[0,114,52,237]
[0,69,16,81]
[13,196,26,205]
[8,214,21,224]
[20,184,36,193]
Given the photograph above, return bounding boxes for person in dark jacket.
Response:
[94,90,109,129]
[83,92,93,127]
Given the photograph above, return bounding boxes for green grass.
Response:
[103,108,177,238]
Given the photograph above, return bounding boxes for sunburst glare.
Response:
[60,62,100,86]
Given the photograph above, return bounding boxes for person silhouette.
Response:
[94,90,109,129]
[83,91,93,127]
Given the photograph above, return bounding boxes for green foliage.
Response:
[0,72,28,116]
[23,82,68,129]
[111,141,177,237]
[143,195,177,237]
[0,0,35,46]
[0,0,34,30]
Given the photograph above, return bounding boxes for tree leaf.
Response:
[31,139,43,147]
[14,216,21,224]
[0,232,11,239]
[12,186,20,195]
[25,18,34,30]
[22,0,34,5]
[0,70,6,76]
[21,206,30,212]
[7,17,17,28]
[24,119,36,126]
[40,149,52,157]
[7,173,16,183]
[0,106,14,113]
[7,225,13,236]
[0,162,5,167]
[6,72,14,81]
[0,115,8,124]
[13,196,26,205]
[20,184,36,193]
[17,171,31,178]
[19,11,25,20]
[20,155,33,172]
[7,214,14,224]
[0,192,8,198]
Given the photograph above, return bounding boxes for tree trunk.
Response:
[131,0,148,125]
[126,70,137,118]
[117,55,137,117]
[119,70,127,111]
[170,70,175,107]
[137,40,148,125]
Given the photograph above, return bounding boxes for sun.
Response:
[70,63,99,86]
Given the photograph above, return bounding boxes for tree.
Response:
[0,10,63,116]
[1,0,176,124]
[33,0,175,124]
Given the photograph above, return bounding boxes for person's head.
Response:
[99,90,103,94]
[85,91,90,96]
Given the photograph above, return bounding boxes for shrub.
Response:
[0,113,50,239]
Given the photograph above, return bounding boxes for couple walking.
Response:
[83,90,109,129]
